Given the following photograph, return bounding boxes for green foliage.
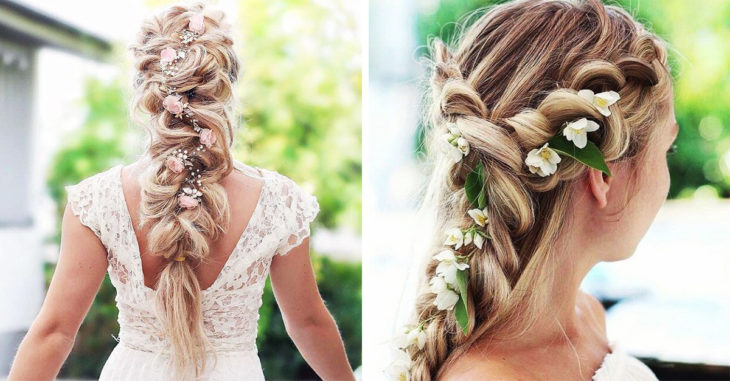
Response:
[465,163,487,209]
[46,78,131,238]
[257,254,362,379]
[234,0,362,229]
[415,0,730,198]
[547,135,612,176]
[454,269,469,335]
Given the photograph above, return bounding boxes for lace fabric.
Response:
[63,159,319,379]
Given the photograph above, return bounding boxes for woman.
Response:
[390,0,677,379]
[8,3,354,381]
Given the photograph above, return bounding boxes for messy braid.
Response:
[406,0,673,379]
[128,2,240,379]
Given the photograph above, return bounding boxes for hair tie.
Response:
[173,255,186,262]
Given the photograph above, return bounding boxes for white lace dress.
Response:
[64,160,319,381]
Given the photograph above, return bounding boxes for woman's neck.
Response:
[496,230,600,349]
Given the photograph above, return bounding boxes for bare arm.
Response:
[270,237,355,381]
[8,202,108,381]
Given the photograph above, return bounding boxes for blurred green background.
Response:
[45,0,361,379]
[415,0,730,199]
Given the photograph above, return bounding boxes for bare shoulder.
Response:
[439,347,523,381]
[579,290,607,334]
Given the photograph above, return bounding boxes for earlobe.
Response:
[587,168,611,208]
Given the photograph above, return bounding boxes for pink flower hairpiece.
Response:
[157,12,217,215]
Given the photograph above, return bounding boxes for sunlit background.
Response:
[0,0,362,379]
[364,0,730,380]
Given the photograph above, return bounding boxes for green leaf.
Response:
[465,163,488,209]
[454,269,470,335]
[547,135,612,176]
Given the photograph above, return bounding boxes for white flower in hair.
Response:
[578,89,620,117]
[456,137,469,156]
[386,348,412,381]
[429,275,460,310]
[467,207,488,227]
[473,232,485,250]
[443,228,464,249]
[395,325,427,351]
[441,123,469,163]
[463,230,485,249]
[525,143,561,177]
[562,117,600,149]
[434,249,469,285]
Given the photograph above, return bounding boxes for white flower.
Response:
[441,123,469,162]
[463,229,473,246]
[441,136,464,163]
[577,89,620,117]
[395,326,427,351]
[429,276,460,310]
[473,232,485,249]
[408,328,426,351]
[467,207,488,227]
[456,137,470,156]
[386,348,412,381]
[443,228,464,249]
[525,143,561,177]
[562,117,600,149]
[434,249,469,285]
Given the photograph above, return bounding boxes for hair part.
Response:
[409,0,673,379]
[128,2,241,378]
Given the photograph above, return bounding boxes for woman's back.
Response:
[64,159,319,380]
[121,157,264,291]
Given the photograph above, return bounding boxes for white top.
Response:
[63,159,319,380]
[592,343,658,381]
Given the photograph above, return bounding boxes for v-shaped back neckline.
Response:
[114,161,268,295]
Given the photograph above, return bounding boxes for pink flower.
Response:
[178,195,198,209]
[199,128,217,147]
[165,156,185,173]
[163,94,184,115]
[188,14,205,34]
[160,47,177,65]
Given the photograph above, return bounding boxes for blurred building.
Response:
[0,0,110,374]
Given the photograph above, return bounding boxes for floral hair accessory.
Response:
[188,13,205,34]
[525,143,561,177]
[562,117,599,149]
[523,89,619,178]
[162,94,185,116]
[388,139,492,379]
[441,123,469,163]
[157,13,217,215]
[578,89,620,117]
[165,155,185,173]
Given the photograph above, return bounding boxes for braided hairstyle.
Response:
[409,0,673,378]
[128,2,240,379]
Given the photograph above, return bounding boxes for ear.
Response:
[587,168,612,208]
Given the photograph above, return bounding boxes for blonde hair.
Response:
[410,0,673,378]
[128,2,240,379]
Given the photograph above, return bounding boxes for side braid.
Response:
[394,0,672,379]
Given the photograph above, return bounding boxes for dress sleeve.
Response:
[64,176,103,238]
[275,176,320,256]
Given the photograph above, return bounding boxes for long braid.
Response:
[128,3,240,379]
[396,0,673,379]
